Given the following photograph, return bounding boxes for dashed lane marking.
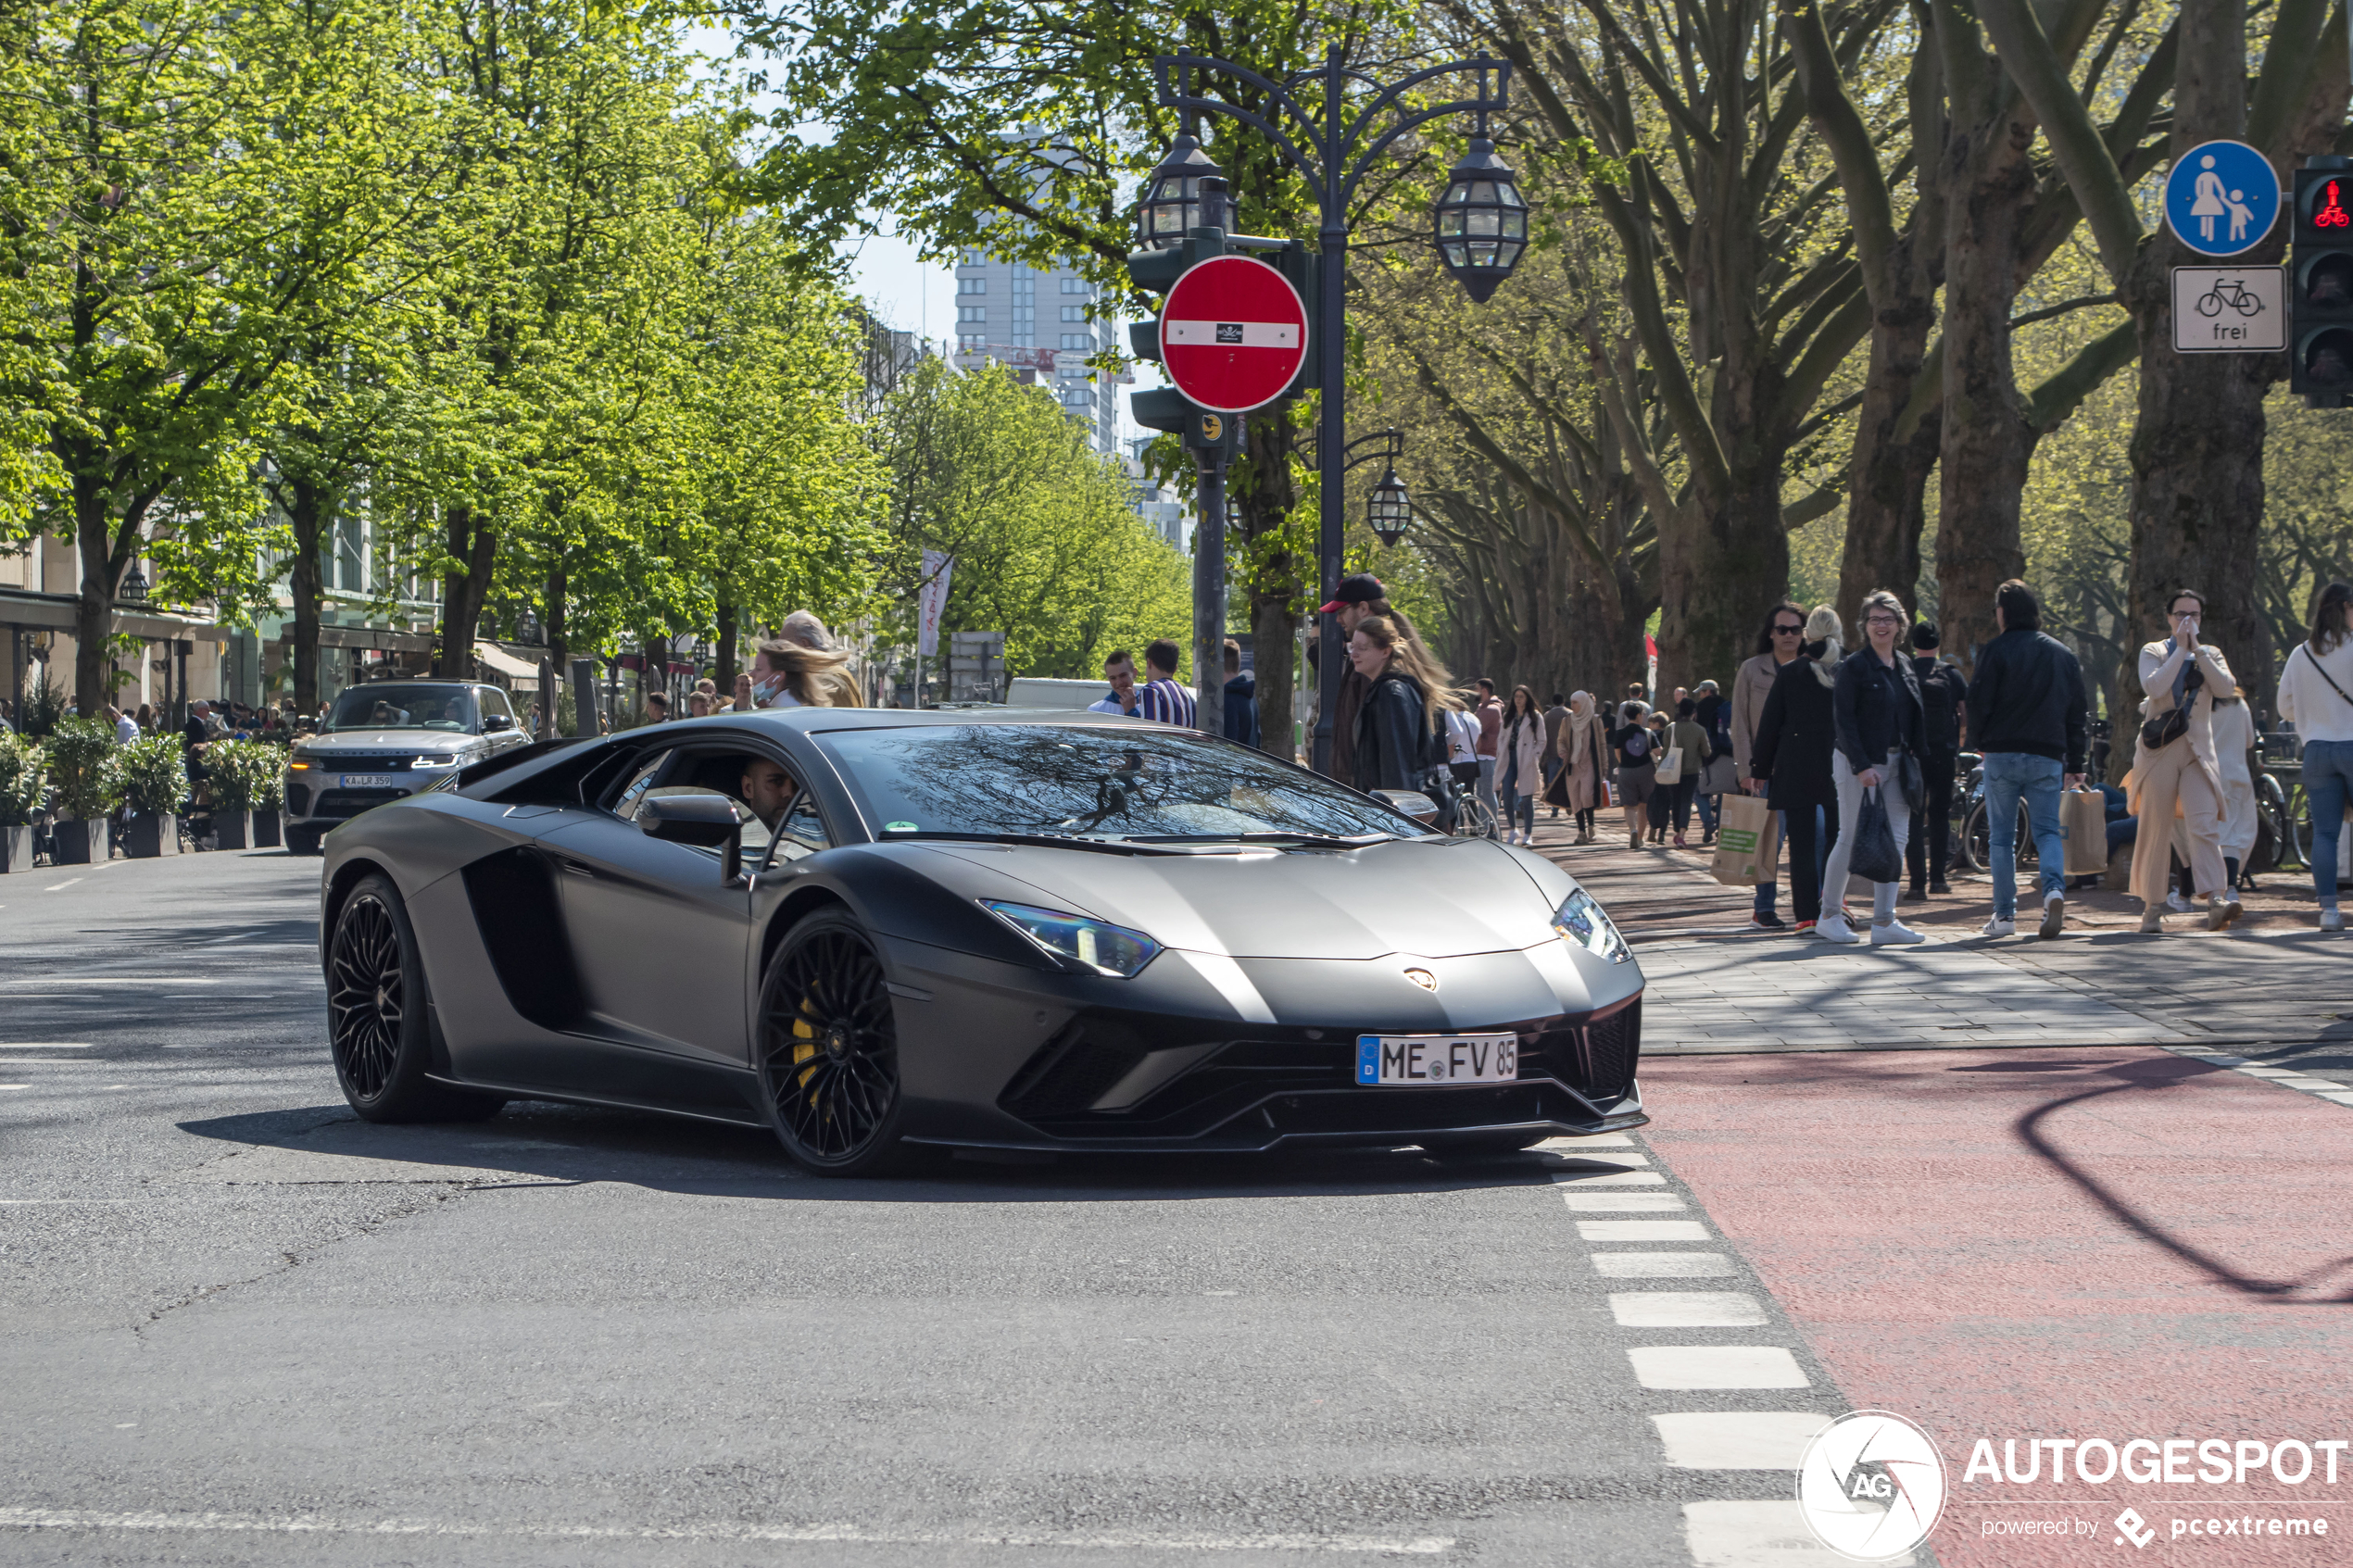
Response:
[0,1043,93,1049]
[0,1508,1453,1555]
[1629,1344,1811,1390]
[1551,1170,1668,1186]
[41,879,82,892]
[1650,1412,1829,1470]
[1560,1190,1688,1210]
[1683,1500,1903,1567]
[1577,1219,1712,1241]
[1592,1252,1734,1278]
[1609,1292,1768,1328]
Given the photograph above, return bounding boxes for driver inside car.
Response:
[739,757,798,831]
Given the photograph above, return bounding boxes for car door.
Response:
[547,744,768,1070]
[474,684,528,754]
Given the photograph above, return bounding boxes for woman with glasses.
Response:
[1815,591,1927,945]
[1749,606,1846,935]
[1730,601,1807,929]
[2129,589,2239,933]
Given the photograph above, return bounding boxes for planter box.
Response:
[51,818,104,865]
[214,810,253,850]
[252,809,282,848]
[121,812,179,859]
[0,823,29,873]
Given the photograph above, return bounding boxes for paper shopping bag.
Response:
[2060,788,2108,876]
[1710,792,1781,886]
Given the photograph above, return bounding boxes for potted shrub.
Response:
[44,717,117,865]
[0,731,44,873]
[250,742,286,847]
[106,733,188,859]
[206,739,286,849]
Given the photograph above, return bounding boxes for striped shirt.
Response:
[1136,677,1196,728]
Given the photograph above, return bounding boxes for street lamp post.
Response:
[1297,429,1414,546]
[1151,45,1524,775]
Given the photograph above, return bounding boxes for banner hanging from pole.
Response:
[917,551,954,658]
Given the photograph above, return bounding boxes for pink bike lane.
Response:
[1642,1047,2353,1567]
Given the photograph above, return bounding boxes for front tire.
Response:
[756,910,910,1175]
[328,873,505,1123]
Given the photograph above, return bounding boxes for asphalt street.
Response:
[0,848,1846,1568]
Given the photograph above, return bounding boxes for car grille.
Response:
[310,788,411,820]
[307,753,419,773]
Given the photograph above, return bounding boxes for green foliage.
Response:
[18,671,65,738]
[0,731,47,826]
[44,717,118,819]
[205,739,287,811]
[104,734,186,814]
[872,359,1193,681]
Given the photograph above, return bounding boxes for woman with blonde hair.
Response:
[1814,589,1926,946]
[1345,615,1463,793]
[736,637,860,709]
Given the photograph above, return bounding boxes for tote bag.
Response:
[1654,745,1684,785]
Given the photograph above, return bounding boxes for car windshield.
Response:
[813,724,1416,842]
[322,684,477,734]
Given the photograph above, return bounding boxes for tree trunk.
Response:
[714,600,737,696]
[1251,591,1294,760]
[1660,455,1791,696]
[70,472,120,712]
[1935,98,2039,672]
[1835,262,1941,627]
[288,476,325,717]
[434,504,496,679]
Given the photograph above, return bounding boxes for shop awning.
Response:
[0,589,226,642]
[473,641,545,683]
[276,624,434,654]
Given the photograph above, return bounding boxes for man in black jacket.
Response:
[1967,581,2090,939]
[1907,623,1969,899]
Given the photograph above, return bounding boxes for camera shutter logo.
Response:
[1795,1411,1948,1562]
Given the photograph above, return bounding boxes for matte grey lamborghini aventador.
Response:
[319,708,1647,1174]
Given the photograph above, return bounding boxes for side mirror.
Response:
[639,793,747,881]
[483,713,514,732]
[1371,789,1441,826]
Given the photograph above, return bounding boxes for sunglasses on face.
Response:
[1772,624,1803,635]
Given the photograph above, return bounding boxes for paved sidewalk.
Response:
[1521,815,2352,1058]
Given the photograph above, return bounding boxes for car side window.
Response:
[772,792,830,863]
[610,752,673,822]
[478,686,517,722]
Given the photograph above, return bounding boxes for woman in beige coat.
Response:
[1554,692,1610,843]
[2128,589,2239,932]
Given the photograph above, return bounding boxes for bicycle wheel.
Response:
[2196,289,2223,317]
[1456,791,1499,840]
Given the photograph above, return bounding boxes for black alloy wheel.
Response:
[327,873,505,1123]
[757,911,908,1175]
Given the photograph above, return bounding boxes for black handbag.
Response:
[2140,659,2204,752]
[1850,784,1905,884]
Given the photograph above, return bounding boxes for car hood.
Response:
[916,836,1566,960]
[301,731,481,756]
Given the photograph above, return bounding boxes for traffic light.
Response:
[2291,158,2353,407]
[1126,223,1229,448]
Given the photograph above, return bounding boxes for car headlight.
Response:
[1553,888,1632,964]
[409,753,469,770]
[981,900,1162,977]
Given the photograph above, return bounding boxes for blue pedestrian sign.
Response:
[2164,140,2280,257]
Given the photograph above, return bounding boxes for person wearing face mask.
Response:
[735,636,857,710]
[2128,588,2238,933]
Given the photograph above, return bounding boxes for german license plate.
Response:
[1355,1034,1518,1086]
[339,773,403,788]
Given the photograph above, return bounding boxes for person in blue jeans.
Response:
[1965,581,2090,938]
[2279,580,2353,930]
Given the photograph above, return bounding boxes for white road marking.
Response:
[42,879,82,892]
[0,1508,1451,1554]
[1533,1133,1634,1148]
[0,1043,93,1050]
[2269,1076,2347,1091]
[1592,1251,1733,1278]
[1652,1412,1829,1470]
[1,978,224,986]
[1546,1149,1650,1167]
[1577,1219,1711,1241]
[2319,1091,2353,1106]
[1550,1170,1667,1186]
[1683,1500,1898,1566]
[0,1085,26,1092]
[1628,1346,1809,1389]
[1609,1291,1767,1328]
[1560,1190,1687,1211]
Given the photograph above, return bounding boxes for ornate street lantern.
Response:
[1367,468,1411,546]
[1137,127,1222,251]
[1432,132,1529,303]
[119,566,148,601]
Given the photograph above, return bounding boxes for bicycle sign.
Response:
[2171,266,2284,352]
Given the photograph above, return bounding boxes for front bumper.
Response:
[283,771,437,828]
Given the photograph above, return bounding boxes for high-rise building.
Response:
[950,248,1120,455]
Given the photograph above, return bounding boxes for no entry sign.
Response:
[1160,256,1309,414]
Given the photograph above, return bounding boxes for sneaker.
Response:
[1901,886,1928,903]
[1629,833,1643,850]
[1980,915,2017,937]
[1749,911,1787,931]
[2208,897,2243,931]
[2166,891,2195,913]
[1795,919,1819,937]
[1870,919,1927,946]
[2322,909,2345,932]
[2139,908,2164,934]
[1816,911,1861,944]
[2038,893,2066,940]
[1930,878,1951,896]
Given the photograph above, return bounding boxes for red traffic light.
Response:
[2317,179,2353,229]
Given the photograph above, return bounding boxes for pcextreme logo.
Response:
[1796,1411,1949,1562]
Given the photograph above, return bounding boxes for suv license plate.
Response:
[339,773,404,788]
[1355,1034,1518,1086]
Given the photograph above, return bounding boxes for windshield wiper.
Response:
[878,830,1152,854]
[1125,831,1395,849]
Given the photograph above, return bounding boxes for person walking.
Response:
[1473,678,1504,834]
[1966,580,2091,939]
[2172,684,2259,901]
[1346,616,1458,791]
[1498,685,1545,845]
[1747,607,1843,935]
[1666,698,1713,848]
[1906,623,1969,900]
[1692,681,1730,844]
[1221,639,1261,750]
[1611,699,1658,849]
[1815,591,1926,946]
[2128,589,2237,933]
[1319,574,1439,782]
[1732,601,1807,929]
[1554,691,1609,843]
[1541,693,1570,821]
[1643,712,1673,843]
[2278,580,2353,930]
